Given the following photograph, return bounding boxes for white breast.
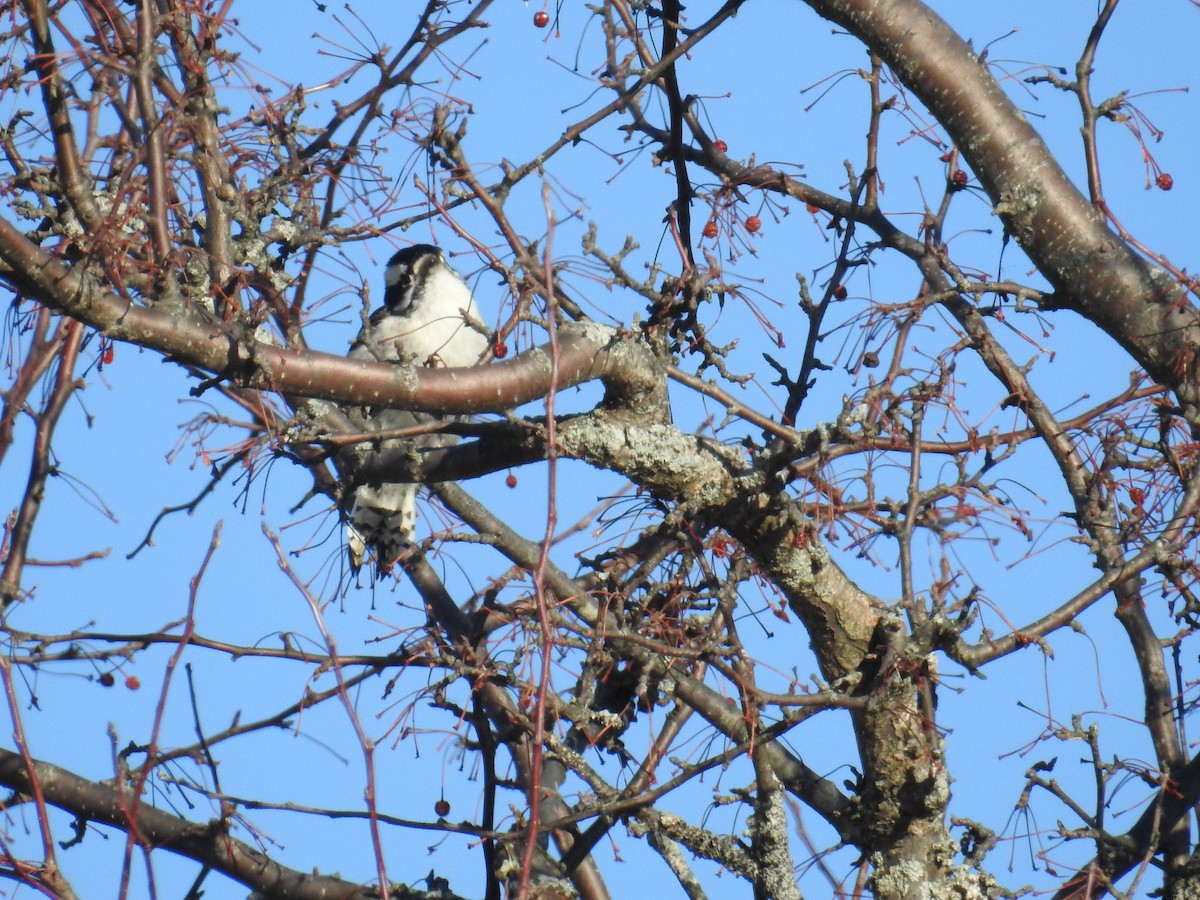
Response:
[384,266,489,367]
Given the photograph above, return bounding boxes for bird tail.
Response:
[347,483,417,578]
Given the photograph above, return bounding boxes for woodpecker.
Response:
[345,245,488,577]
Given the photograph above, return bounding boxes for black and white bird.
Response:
[345,244,488,577]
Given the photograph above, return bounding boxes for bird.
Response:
[345,244,489,578]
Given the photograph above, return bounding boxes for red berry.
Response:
[1130,487,1146,505]
[805,201,819,214]
[98,672,115,687]
[505,472,518,489]
[533,9,549,27]
[102,344,115,365]
[712,139,727,153]
[702,220,718,239]
[744,215,761,234]
[434,799,451,817]
[950,170,968,190]
[833,283,848,300]
[492,340,508,359]
[125,676,141,690]
[1157,173,1174,191]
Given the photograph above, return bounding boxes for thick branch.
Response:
[0,749,460,900]
[1053,753,1200,899]
[803,0,1200,414]
[0,217,664,416]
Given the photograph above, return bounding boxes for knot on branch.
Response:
[595,327,671,425]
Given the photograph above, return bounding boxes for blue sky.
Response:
[2,2,1199,897]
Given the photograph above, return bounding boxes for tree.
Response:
[0,0,1196,897]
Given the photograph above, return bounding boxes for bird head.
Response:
[383,244,451,316]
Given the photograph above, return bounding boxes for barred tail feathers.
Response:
[347,483,417,578]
